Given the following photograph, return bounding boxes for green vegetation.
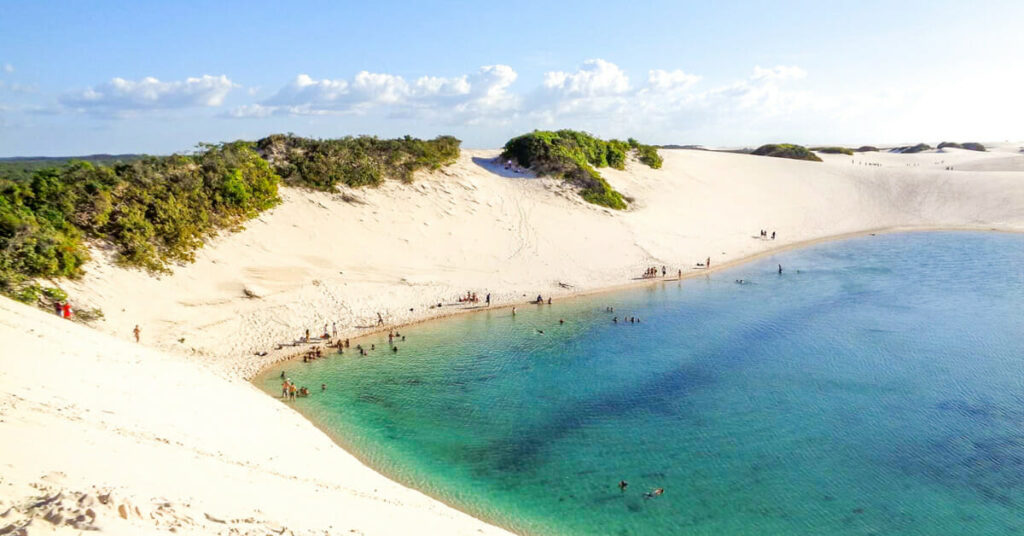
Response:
[810,146,855,155]
[856,146,879,152]
[750,144,823,162]
[502,130,662,209]
[1,134,462,305]
[938,141,986,152]
[257,134,461,190]
[891,143,932,154]
[0,154,144,182]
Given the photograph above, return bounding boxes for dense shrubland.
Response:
[750,144,823,162]
[0,134,462,304]
[810,146,854,155]
[855,146,879,152]
[257,134,461,189]
[937,141,986,152]
[890,143,932,154]
[501,130,662,209]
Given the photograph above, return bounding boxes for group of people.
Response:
[758,229,776,240]
[617,480,664,499]
[303,346,324,362]
[279,373,326,401]
[458,291,480,303]
[52,301,73,319]
[534,294,552,305]
[612,316,641,324]
[641,266,667,279]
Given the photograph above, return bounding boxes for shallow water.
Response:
[257,232,1024,535]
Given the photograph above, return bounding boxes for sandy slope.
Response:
[0,297,512,535]
[3,142,1024,535]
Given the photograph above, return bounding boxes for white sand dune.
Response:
[3,142,1024,534]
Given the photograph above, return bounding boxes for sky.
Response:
[1,0,1022,156]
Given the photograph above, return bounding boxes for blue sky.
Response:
[1,0,1022,155]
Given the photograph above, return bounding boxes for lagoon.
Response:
[257,232,1024,535]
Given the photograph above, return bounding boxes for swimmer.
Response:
[537,329,545,335]
[321,383,327,391]
[644,488,664,499]
[619,480,628,491]
[559,319,564,324]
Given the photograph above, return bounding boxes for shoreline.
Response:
[248,223,1019,381]
[246,225,1023,535]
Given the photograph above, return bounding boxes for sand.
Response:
[3,142,1024,534]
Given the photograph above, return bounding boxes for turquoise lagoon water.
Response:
[256,232,1024,535]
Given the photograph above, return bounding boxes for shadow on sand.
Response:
[471,156,536,179]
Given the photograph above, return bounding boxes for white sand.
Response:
[3,142,1024,534]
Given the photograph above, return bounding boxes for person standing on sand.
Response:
[771,231,776,240]
[662,266,667,277]
[53,301,62,316]
[62,302,72,319]
[486,293,491,306]
[377,312,385,326]
[706,257,711,269]
[332,322,337,338]
[305,329,310,342]
[133,325,140,343]
[678,269,682,279]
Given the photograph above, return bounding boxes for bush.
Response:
[891,143,932,154]
[257,134,461,190]
[810,146,854,155]
[751,144,823,162]
[938,141,986,152]
[501,130,660,209]
[856,146,879,152]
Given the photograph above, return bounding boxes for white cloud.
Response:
[236,65,519,119]
[542,59,630,97]
[2,63,13,73]
[646,69,701,92]
[60,75,237,113]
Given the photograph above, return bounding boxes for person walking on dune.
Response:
[133,324,141,343]
[377,312,385,326]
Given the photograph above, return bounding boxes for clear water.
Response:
[256,232,1024,535]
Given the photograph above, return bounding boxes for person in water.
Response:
[778,264,783,274]
[644,488,664,499]
[619,480,628,491]
[321,383,327,391]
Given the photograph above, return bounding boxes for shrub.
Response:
[501,130,660,209]
[856,146,879,152]
[938,141,986,152]
[810,146,854,155]
[890,143,932,154]
[257,134,461,190]
[750,144,823,162]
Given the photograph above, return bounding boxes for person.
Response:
[678,269,682,278]
[377,312,385,326]
[133,324,140,343]
[62,302,72,319]
[536,329,544,334]
[281,379,289,398]
[512,306,517,316]
[662,266,666,277]
[321,383,327,392]
[53,301,62,316]
[486,293,491,306]
[389,332,394,344]
[393,346,398,353]
[559,319,564,324]
[706,257,711,269]
[536,294,543,304]
[304,329,310,342]
[332,322,338,338]
[345,338,350,348]
[778,264,783,274]
[645,488,664,499]
[547,297,552,305]
[613,316,617,323]
[771,231,776,240]
[619,480,628,491]
[280,371,286,379]
[323,323,328,337]
[402,335,406,341]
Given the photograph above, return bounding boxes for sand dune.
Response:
[3,142,1024,534]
